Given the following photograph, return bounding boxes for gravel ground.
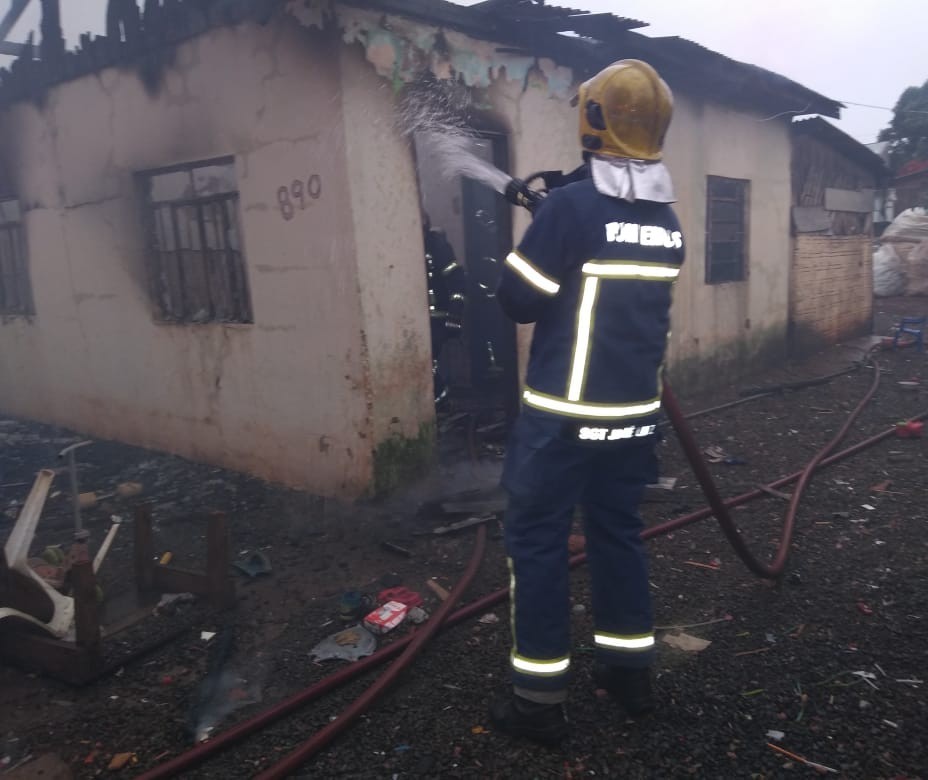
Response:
[1,296,927,779]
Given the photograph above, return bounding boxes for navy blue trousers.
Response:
[501,413,658,698]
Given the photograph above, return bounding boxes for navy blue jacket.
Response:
[497,178,684,438]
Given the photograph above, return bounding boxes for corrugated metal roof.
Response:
[0,0,844,120]
[792,117,887,177]
[896,159,928,179]
[468,0,647,33]
[376,0,843,119]
[618,35,841,119]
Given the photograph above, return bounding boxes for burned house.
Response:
[789,117,887,353]
[0,0,845,497]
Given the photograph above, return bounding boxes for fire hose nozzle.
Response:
[504,178,544,214]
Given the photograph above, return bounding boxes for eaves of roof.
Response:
[792,116,887,178]
[346,0,842,119]
[0,0,843,122]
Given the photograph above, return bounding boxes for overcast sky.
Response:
[3,0,926,144]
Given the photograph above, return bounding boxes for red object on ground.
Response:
[857,601,873,616]
[895,421,923,438]
[376,587,423,608]
[363,601,408,634]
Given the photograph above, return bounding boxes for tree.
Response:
[878,79,928,174]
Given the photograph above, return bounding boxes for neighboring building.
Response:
[867,141,896,232]
[0,0,842,496]
[789,117,887,353]
[894,160,928,214]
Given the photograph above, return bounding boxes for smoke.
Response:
[189,629,267,744]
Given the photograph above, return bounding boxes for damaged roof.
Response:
[0,0,842,121]
[345,0,841,119]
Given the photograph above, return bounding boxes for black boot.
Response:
[593,664,655,718]
[489,692,568,745]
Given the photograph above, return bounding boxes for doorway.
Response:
[413,130,519,432]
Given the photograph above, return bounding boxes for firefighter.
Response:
[489,59,684,744]
[423,213,467,405]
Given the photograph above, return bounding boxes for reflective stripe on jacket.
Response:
[497,178,684,425]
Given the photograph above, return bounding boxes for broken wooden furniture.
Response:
[0,479,235,684]
[133,505,235,610]
[0,469,75,636]
[0,552,103,684]
[0,469,103,682]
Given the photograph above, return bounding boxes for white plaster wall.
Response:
[337,43,434,447]
[664,94,793,376]
[0,19,392,495]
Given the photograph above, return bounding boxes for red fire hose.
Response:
[659,354,881,579]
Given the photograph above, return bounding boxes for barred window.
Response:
[0,198,34,316]
[706,176,749,284]
[139,158,252,323]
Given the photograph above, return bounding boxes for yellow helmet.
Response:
[575,59,673,161]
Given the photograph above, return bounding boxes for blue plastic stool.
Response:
[892,316,926,351]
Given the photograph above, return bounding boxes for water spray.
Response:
[397,77,585,214]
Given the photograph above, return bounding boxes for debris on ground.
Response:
[380,541,412,558]
[414,515,495,536]
[894,420,923,438]
[425,579,451,601]
[338,591,373,622]
[363,601,409,635]
[310,625,377,663]
[190,632,265,743]
[107,752,137,771]
[703,445,747,465]
[661,632,711,652]
[683,560,720,571]
[153,592,196,615]
[232,551,272,578]
[377,587,423,608]
[767,742,837,774]
[3,753,71,779]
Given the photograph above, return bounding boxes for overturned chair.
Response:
[0,469,96,681]
[0,470,235,684]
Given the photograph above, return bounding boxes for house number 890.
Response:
[278,175,322,221]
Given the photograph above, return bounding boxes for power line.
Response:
[839,100,928,114]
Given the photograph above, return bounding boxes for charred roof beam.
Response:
[0,0,31,42]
